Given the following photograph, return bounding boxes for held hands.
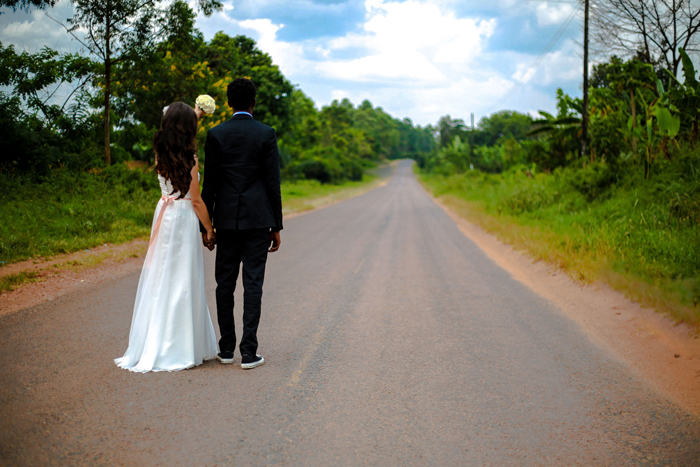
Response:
[269,231,281,253]
[202,231,216,251]
[199,230,277,252]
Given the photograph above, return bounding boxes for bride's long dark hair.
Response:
[154,102,198,199]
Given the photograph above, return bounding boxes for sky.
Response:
[0,0,588,126]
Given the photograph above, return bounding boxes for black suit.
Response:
[201,114,283,232]
[202,113,283,357]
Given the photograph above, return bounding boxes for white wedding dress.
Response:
[115,170,217,372]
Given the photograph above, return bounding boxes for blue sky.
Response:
[0,0,587,126]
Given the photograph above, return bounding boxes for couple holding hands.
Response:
[115,78,282,373]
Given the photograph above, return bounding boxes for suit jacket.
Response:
[201,114,283,232]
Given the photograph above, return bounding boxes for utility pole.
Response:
[470,113,474,143]
[581,0,589,160]
[471,113,475,170]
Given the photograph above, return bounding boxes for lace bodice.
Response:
[157,173,200,199]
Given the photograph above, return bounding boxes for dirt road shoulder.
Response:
[428,193,700,417]
[0,239,148,318]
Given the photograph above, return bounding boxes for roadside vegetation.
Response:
[0,271,38,294]
[419,53,700,328]
[0,166,386,265]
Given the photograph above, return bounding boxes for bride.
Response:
[115,101,218,373]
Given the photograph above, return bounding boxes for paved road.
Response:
[1,160,699,466]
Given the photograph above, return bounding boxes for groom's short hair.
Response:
[228,78,257,110]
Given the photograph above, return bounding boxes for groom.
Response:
[200,77,283,370]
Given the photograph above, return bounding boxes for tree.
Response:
[0,42,98,173]
[436,115,468,148]
[591,0,700,78]
[0,0,56,12]
[0,41,93,125]
[474,110,534,146]
[354,101,401,159]
[111,1,211,132]
[204,33,294,136]
[47,0,221,165]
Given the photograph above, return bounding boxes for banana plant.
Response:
[634,80,681,178]
[665,48,700,138]
[526,110,581,139]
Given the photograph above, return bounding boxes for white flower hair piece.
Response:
[196,94,216,115]
[162,105,169,116]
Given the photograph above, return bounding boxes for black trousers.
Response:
[215,228,269,357]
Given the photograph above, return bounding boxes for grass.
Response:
[0,165,383,266]
[281,174,379,215]
[0,165,160,265]
[418,156,700,329]
[0,271,39,293]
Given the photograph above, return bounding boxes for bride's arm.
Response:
[194,105,204,120]
[189,157,214,242]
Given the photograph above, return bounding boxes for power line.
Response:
[486,4,581,115]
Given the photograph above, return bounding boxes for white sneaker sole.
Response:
[216,356,235,364]
[241,356,265,369]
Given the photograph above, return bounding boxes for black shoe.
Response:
[241,354,265,369]
[216,350,234,364]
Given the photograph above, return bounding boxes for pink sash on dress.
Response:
[146,195,192,265]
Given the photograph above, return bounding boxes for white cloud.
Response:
[363,0,495,65]
[237,19,306,75]
[319,0,495,82]
[535,3,576,26]
[330,89,350,101]
[211,0,497,88]
[196,0,499,116]
[511,39,581,86]
[195,11,311,76]
[194,0,584,124]
[317,50,444,82]
[408,75,516,122]
[0,0,81,53]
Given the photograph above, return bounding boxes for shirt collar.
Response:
[233,111,252,117]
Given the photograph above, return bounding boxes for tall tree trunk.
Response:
[640,2,651,63]
[104,9,111,166]
[672,0,678,77]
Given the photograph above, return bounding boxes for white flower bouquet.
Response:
[195,95,216,115]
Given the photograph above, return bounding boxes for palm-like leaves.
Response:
[527,110,581,139]
[664,48,700,135]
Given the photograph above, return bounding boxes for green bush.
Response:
[562,162,617,201]
[0,166,160,263]
[504,183,562,214]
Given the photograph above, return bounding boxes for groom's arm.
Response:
[262,128,283,232]
[200,131,221,234]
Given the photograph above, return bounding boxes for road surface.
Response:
[1,160,699,466]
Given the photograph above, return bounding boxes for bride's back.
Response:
[158,167,198,200]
